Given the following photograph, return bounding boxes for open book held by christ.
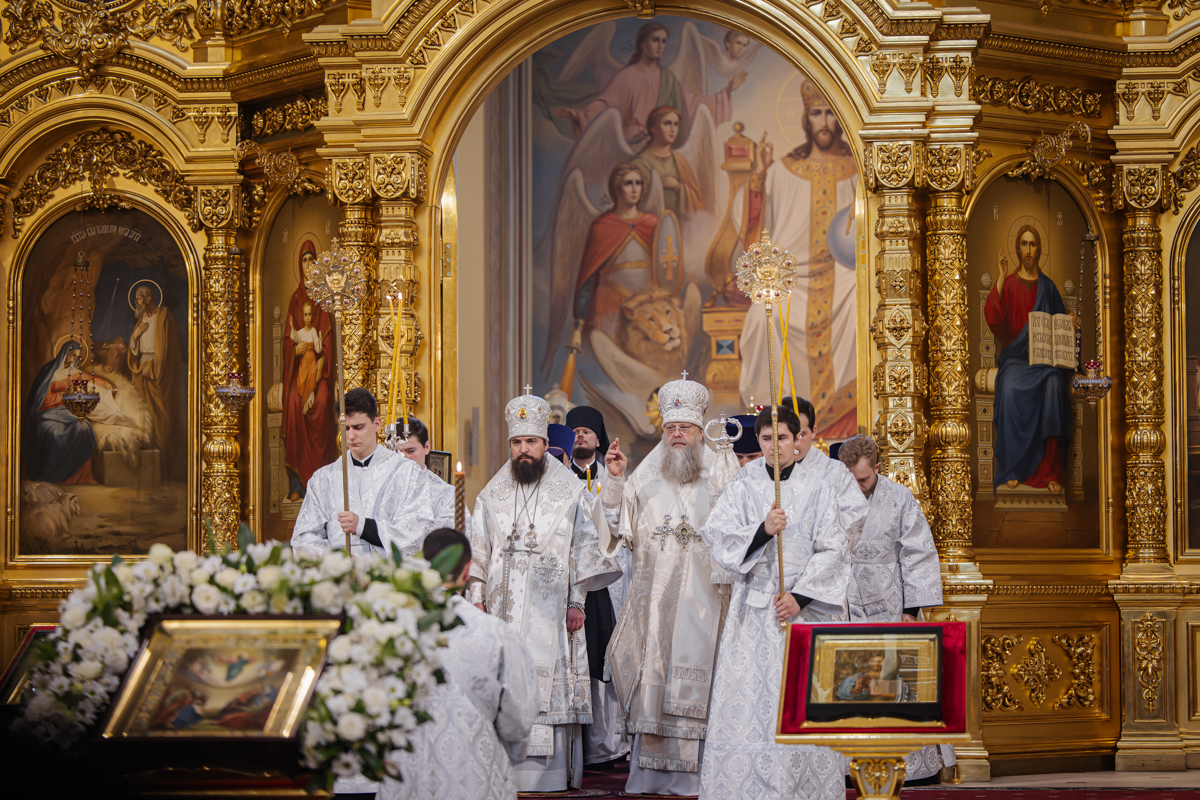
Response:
[1028,311,1076,369]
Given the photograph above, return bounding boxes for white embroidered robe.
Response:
[698,459,864,800]
[595,442,737,777]
[466,456,622,749]
[291,448,451,558]
[378,596,539,800]
[847,473,951,781]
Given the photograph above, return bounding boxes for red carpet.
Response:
[517,761,1200,799]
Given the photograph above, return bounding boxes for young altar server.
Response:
[378,528,539,800]
[782,395,866,536]
[699,405,868,800]
[394,415,459,556]
[837,434,953,783]
[291,389,454,558]
[467,390,623,792]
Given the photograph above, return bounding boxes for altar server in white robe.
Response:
[837,434,954,783]
[596,375,738,795]
[379,528,539,800]
[393,415,461,557]
[467,390,623,792]
[699,405,867,800]
[292,389,453,559]
[784,395,866,535]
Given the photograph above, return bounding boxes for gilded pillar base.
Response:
[930,564,993,782]
[1110,583,1187,771]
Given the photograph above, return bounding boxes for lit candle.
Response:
[454,461,466,531]
[385,294,403,433]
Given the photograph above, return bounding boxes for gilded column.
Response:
[1116,165,1168,566]
[865,141,927,500]
[371,152,428,422]
[923,143,973,563]
[329,157,378,394]
[198,186,244,549]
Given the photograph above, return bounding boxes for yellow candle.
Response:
[396,291,407,429]
[385,295,402,429]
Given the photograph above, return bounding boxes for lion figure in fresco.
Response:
[617,289,690,376]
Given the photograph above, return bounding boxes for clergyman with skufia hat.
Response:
[466,389,623,792]
[737,79,860,440]
[594,374,738,795]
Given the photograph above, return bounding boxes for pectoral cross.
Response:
[654,515,674,550]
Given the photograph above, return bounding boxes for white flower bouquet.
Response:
[14,523,464,794]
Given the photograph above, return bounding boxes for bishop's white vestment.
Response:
[378,595,539,800]
[291,448,452,558]
[847,473,951,781]
[737,155,859,430]
[467,455,622,792]
[699,458,865,800]
[595,442,737,795]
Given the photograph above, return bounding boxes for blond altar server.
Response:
[595,374,737,795]
[291,389,453,559]
[379,528,539,800]
[699,405,866,800]
[837,434,953,783]
[467,390,623,792]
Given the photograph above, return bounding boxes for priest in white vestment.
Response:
[737,81,859,439]
[699,405,867,800]
[292,389,453,560]
[595,375,738,795]
[467,390,623,792]
[837,434,954,783]
[379,528,539,800]
[393,415,459,557]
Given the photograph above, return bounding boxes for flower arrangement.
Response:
[14,524,462,793]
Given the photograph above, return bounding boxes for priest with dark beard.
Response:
[467,390,623,792]
[565,405,630,768]
[594,375,738,794]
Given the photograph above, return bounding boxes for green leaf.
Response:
[417,608,441,632]
[390,542,403,566]
[204,519,217,556]
[429,543,462,580]
[237,523,255,555]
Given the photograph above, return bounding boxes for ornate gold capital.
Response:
[865,141,920,192]
[1115,164,1167,211]
[330,157,373,205]
[370,153,428,202]
[922,143,989,194]
[196,185,242,230]
[626,0,655,18]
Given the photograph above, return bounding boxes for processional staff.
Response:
[304,238,367,554]
[736,230,796,631]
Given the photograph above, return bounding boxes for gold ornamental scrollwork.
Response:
[1052,633,1097,710]
[2,0,197,78]
[250,94,327,138]
[1008,122,1091,181]
[972,74,1103,118]
[865,142,919,191]
[330,157,372,205]
[625,0,654,18]
[982,634,1023,712]
[220,0,336,35]
[11,126,198,237]
[370,153,428,201]
[197,186,239,229]
[1134,613,1164,714]
[1012,637,1063,707]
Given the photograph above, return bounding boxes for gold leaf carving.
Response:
[972,74,1102,118]
[1134,613,1164,714]
[1012,637,1063,707]
[251,94,327,137]
[982,634,1023,712]
[1051,634,1097,710]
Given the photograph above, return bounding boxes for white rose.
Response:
[256,566,282,591]
[335,711,367,742]
[421,569,442,591]
[61,606,88,630]
[269,592,290,613]
[192,584,222,615]
[174,550,198,573]
[328,636,352,663]
[190,567,212,586]
[310,581,344,614]
[340,666,369,694]
[240,590,267,614]
[70,660,103,681]
[233,573,257,595]
[215,568,241,590]
[361,685,390,717]
[321,552,352,578]
[112,564,133,586]
[148,543,174,566]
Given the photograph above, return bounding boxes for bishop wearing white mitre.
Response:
[595,373,738,795]
[379,528,539,800]
[292,389,453,559]
[700,404,867,800]
[467,389,623,792]
[837,434,952,783]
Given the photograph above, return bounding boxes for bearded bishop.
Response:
[700,405,867,800]
[467,390,622,793]
[595,375,738,795]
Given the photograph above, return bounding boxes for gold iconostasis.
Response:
[2,0,1200,780]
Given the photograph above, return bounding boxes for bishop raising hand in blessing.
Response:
[467,389,622,794]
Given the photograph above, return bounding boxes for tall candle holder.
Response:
[1071,229,1112,408]
[214,244,257,412]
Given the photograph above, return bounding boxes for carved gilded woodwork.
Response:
[1116,80,1190,122]
[250,94,327,138]
[982,633,1023,711]
[10,127,198,237]
[405,0,496,67]
[326,157,379,399]
[865,141,927,499]
[219,0,336,35]
[972,74,1103,118]
[1134,612,1164,714]
[1052,633,1098,710]
[1007,122,1092,181]
[1013,638,1063,707]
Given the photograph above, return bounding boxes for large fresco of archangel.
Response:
[529,17,860,461]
